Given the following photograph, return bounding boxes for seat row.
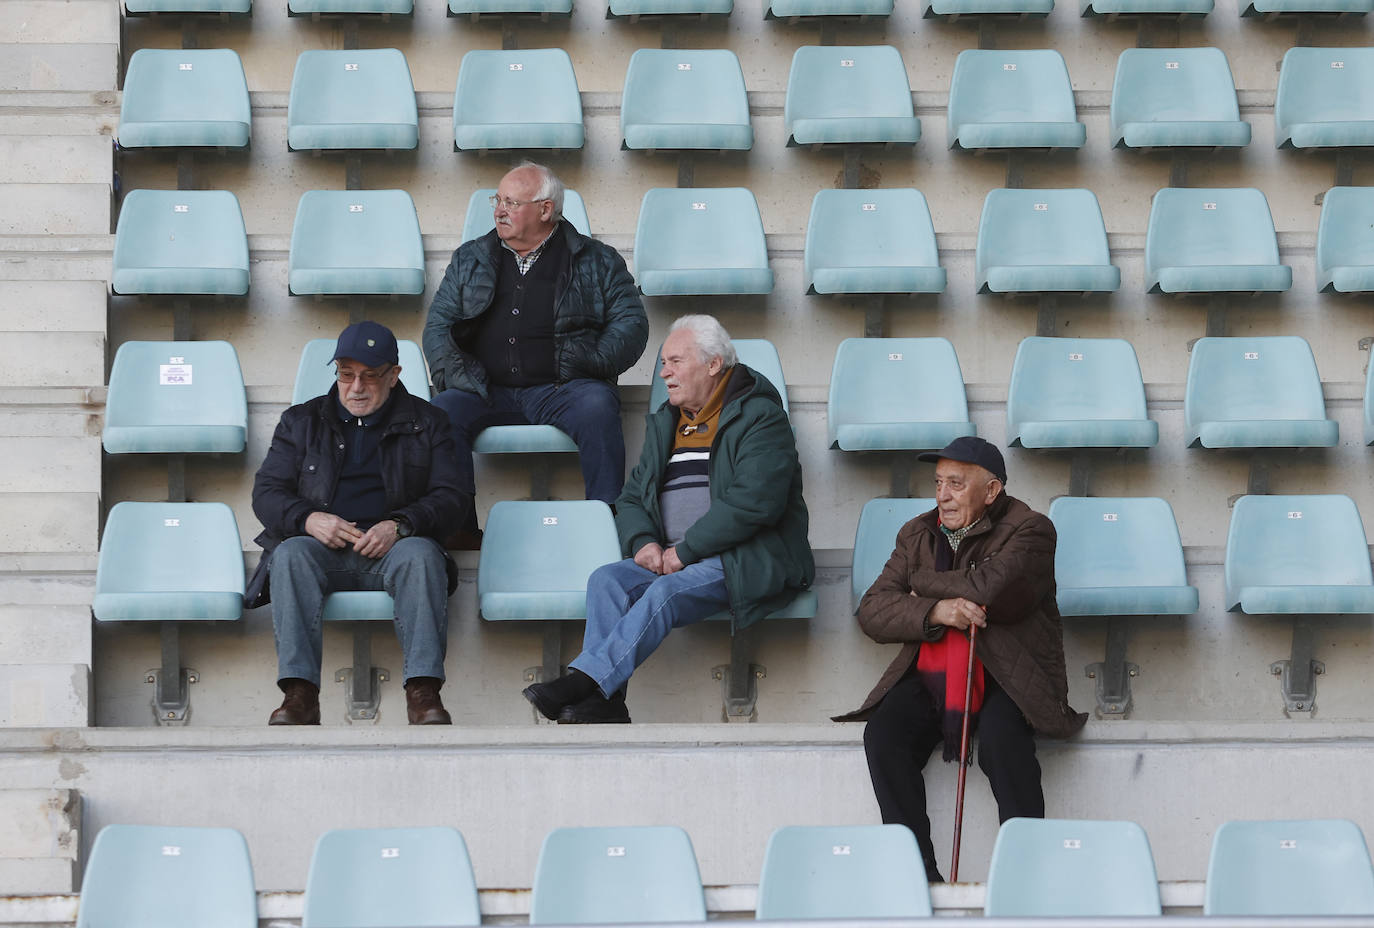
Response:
[76,816,1374,927]
[118,46,1374,157]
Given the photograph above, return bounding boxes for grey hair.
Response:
[668,314,737,368]
[512,161,564,219]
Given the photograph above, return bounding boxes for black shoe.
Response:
[523,669,597,721]
[558,689,631,724]
[268,678,320,725]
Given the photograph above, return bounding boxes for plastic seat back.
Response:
[609,0,731,17]
[478,500,621,620]
[290,0,413,12]
[530,826,706,924]
[119,49,251,149]
[784,46,919,147]
[450,0,571,15]
[1007,336,1157,448]
[462,188,591,242]
[1184,336,1336,448]
[827,337,975,451]
[292,338,430,405]
[976,188,1119,293]
[289,190,424,296]
[453,49,584,151]
[104,341,247,454]
[947,50,1085,150]
[288,49,417,151]
[650,338,788,416]
[1317,186,1374,293]
[127,0,253,11]
[76,824,256,928]
[634,188,772,295]
[766,0,892,15]
[113,190,250,296]
[1145,187,1291,293]
[1366,353,1374,445]
[925,0,1051,18]
[756,825,933,919]
[804,188,945,295]
[1205,819,1374,915]
[850,497,936,613]
[1276,48,1374,148]
[984,818,1162,916]
[621,50,752,151]
[303,827,480,928]
[1111,48,1249,149]
[1081,0,1211,15]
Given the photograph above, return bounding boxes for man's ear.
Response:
[984,479,1003,505]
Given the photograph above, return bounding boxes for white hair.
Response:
[668,315,737,368]
[512,161,564,219]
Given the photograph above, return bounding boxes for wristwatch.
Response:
[394,516,413,539]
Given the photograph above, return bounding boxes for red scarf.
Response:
[916,525,985,762]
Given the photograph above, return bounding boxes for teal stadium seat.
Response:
[1366,355,1374,445]
[112,190,249,296]
[104,341,247,454]
[634,188,772,295]
[462,188,591,242]
[76,825,256,928]
[975,188,1119,293]
[947,50,1085,150]
[784,46,919,147]
[530,826,706,924]
[650,338,789,415]
[1007,336,1158,448]
[827,337,976,451]
[288,190,425,296]
[1225,495,1374,614]
[478,500,621,621]
[850,497,936,613]
[1276,48,1374,148]
[755,825,933,918]
[766,0,893,17]
[303,827,481,928]
[290,0,413,13]
[925,0,1050,20]
[1081,0,1209,16]
[1243,0,1370,18]
[92,502,245,623]
[621,50,752,151]
[288,49,417,151]
[118,49,251,149]
[984,818,1162,916]
[804,189,946,295]
[609,0,730,17]
[292,337,430,406]
[450,0,571,16]
[1185,336,1336,448]
[1111,48,1250,149]
[1318,186,1374,293]
[1049,497,1198,616]
[453,50,584,151]
[1205,819,1374,915]
[1145,188,1292,293]
[125,0,252,14]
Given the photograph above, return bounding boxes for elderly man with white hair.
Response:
[523,314,815,723]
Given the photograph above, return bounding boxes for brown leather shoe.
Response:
[268,678,320,725]
[405,677,452,725]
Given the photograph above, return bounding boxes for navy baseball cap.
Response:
[330,321,399,369]
[918,436,1008,485]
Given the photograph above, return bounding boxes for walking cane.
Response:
[949,621,979,882]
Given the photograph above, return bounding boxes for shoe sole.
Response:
[556,713,631,724]
[522,684,565,721]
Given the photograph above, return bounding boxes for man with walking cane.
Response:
[834,437,1087,883]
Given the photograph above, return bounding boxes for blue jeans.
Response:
[569,556,730,696]
[431,379,626,530]
[269,535,450,686]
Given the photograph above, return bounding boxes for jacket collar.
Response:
[479,219,585,266]
[918,489,1012,539]
[318,381,420,435]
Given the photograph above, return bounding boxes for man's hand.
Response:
[927,596,987,630]
[305,512,364,550]
[353,520,401,560]
[661,546,684,575]
[634,542,665,574]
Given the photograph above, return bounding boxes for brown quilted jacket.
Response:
[835,492,1087,739]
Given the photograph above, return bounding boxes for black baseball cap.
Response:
[918,436,1008,485]
[330,321,399,369]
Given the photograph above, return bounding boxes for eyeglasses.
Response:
[489,194,548,211]
[336,365,393,385]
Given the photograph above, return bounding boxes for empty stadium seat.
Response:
[766,0,893,16]
[1110,48,1250,149]
[1081,0,1210,15]
[288,190,424,296]
[287,49,417,151]
[976,188,1119,293]
[1243,0,1370,17]
[1144,188,1292,294]
[633,188,772,295]
[76,824,256,928]
[651,339,789,415]
[621,50,752,151]
[850,497,936,612]
[303,827,481,928]
[293,337,430,405]
[1184,336,1336,448]
[290,0,412,13]
[452,49,584,151]
[118,49,251,149]
[784,46,919,147]
[125,0,252,14]
[609,0,730,16]
[984,818,1162,916]
[827,337,976,451]
[947,50,1085,150]
[1205,819,1374,915]
[1318,186,1374,293]
[112,189,249,296]
[1276,48,1374,148]
[104,341,247,454]
[925,0,1050,18]
[1225,495,1374,614]
[477,500,620,621]
[530,826,706,924]
[450,0,571,15]
[1007,336,1158,448]
[804,189,945,295]
[462,188,591,242]
[756,825,933,919]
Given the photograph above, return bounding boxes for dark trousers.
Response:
[863,672,1044,881]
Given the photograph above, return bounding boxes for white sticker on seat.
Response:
[162,845,182,855]
[345,63,359,71]
[1288,511,1303,519]
[1103,513,1118,522]
[887,353,903,361]
[862,203,877,211]
[607,846,626,856]
[677,63,692,71]
[179,63,193,71]
[1069,353,1083,361]
[543,516,558,525]
[509,63,524,71]
[1003,63,1017,71]
[692,202,706,210]
[381,848,401,858]
[1280,839,1298,848]
[832,845,852,855]
[1203,202,1217,210]
[1165,61,1180,70]
[349,204,364,212]
[174,204,190,213]
[1244,352,1259,360]
[1063,839,1082,849]
[160,364,192,385]
[840,60,854,68]
[1332,61,1345,69]
[1034,203,1048,211]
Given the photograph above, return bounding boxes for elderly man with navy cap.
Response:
[248,321,467,725]
[836,436,1086,882]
